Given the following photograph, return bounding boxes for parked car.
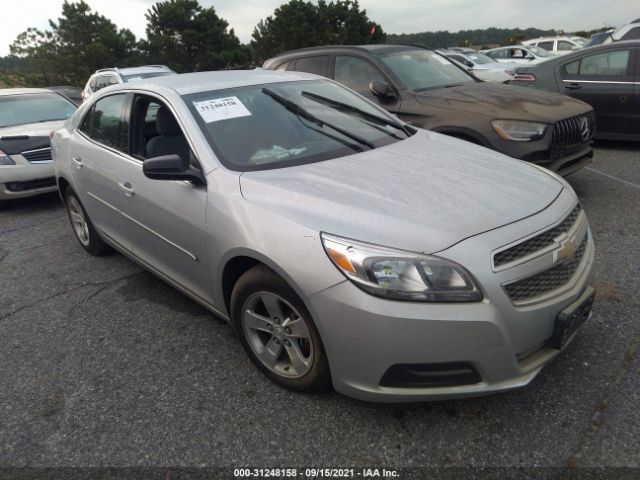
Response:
[600,19,640,44]
[481,45,555,64]
[0,88,77,200]
[586,30,615,47]
[81,65,175,101]
[48,85,83,105]
[53,70,595,402]
[509,40,639,140]
[263,44,596,175]
[439,49,518,82]
[523,36,587,55]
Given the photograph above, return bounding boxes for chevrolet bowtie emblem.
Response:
[554,237,577,264]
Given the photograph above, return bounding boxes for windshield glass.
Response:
[466,53,495,65]
[379,50,474,91]
[528,46,553,57]
[572,37,589,46]
[0,92,76,128]
[184,80,411,171]
[122,72,173,83]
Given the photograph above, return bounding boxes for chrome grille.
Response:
[504,236,588,303]
[21,147,52,163]
[494,204,581,268]
[550,112,595,160]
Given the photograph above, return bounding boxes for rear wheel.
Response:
[231,265,331,393]
[65,188,110,256]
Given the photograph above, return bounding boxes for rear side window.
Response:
[621,26,640,40]
[275,61,291,71]
[80,94,128,152]
[334,56,385,94]
[538,41,554,50]
[488,49,506,59]
[293,56,329,76]
[564,50,631,76]
[557,41,574,51]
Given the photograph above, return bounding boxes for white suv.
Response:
[523,36,588,55]
[81,65,175,102]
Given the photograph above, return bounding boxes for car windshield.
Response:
[466,53,495,65]
[379,50,474,91]
[0,92,76,128]
[122,72,173,83]
[572,37,589,46]
[184,79,412,171]
[528,46,553,57]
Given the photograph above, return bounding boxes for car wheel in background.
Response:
[64,188,111,256]
[231,265,331,393]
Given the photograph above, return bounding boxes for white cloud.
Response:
[1,0,634,55]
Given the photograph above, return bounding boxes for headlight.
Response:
[491,120,547,141]
[321,233,482,302]
[0,150,15,165]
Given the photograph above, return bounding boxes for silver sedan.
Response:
[52,70,595,402]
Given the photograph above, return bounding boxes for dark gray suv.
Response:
[264,44,596,176]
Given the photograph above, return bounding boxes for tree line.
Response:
[1,0,604,88]
[2,0,384,86]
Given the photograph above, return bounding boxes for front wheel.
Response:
[231,265,331,393]
[65,188,110,256]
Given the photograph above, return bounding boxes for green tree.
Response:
[10,1,138,86]
[250,0,385,63]
[140,0,250,72]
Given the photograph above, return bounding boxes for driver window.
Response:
[334,56,386,95]
[132,96,199,170]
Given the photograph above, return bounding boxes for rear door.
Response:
[558,47,635,135]
[69,93,131,248]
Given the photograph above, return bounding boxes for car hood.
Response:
[239,130,563,254]
[0,119,66,138]
[0,120,66,154]
[414,82,590,122]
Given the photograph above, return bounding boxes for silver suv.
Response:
[53,71,595,402]
[81,65,175,102]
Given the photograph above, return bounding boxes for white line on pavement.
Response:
[585,167,640,191]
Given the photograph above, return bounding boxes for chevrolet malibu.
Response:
[52,71,595,402]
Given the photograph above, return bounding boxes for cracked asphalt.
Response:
[0,142,638,476]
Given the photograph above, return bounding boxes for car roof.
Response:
[92,65,173,76]
[101,69,323,96]
[270,43,431,59]
[0,88,58,97]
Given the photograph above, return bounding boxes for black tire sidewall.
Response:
[64,188,109,256]
[231,265,331,393]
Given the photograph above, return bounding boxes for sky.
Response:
[1,0,635,56]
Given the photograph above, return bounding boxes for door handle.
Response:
[564,83,582,90]
[72,157,83,168]
[118,181,135,197]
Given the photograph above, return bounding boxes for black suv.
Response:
[264,44,596,176]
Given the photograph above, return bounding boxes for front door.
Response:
[115,95,212,303]
[332,55,402,115]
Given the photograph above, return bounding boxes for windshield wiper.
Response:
[301,91,413,137]
[262,88,375,150]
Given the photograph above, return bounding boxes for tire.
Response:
[231,265,331,393]
[64,188,111,256]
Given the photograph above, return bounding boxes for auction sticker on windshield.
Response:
[193,96,252,123]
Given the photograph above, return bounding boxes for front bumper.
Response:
[307,191,595,402]
[0,157,56,200]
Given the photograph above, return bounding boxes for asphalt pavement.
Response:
[0,142,638,477]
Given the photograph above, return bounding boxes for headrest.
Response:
[156,107,180,135]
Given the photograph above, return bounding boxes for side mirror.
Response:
[369,80,396,99]
[142,154,205,186]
